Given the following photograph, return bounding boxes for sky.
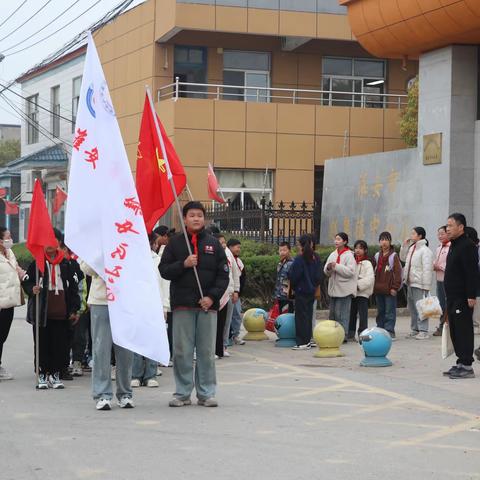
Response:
[0,0,142,125]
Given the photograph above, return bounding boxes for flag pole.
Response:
[145,86,204,299]
[35,266,40,388]
[185,184,194,201]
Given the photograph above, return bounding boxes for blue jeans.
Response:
[90,305,133,401]
[132,353,157,382]
[436,281,446,328]
[375,294,397,335]
[230,299,243,339]
[172,309,217,401]
[223,299,235,347]
[329,296,352,335]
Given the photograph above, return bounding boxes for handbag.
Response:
[416,293,443,320]
[266,301,280,333]
[441,320,454,359]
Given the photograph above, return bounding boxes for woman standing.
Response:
[0,227,24,380]
[374,232,403,339]
[400,227,434,340]
[324,232,357,340]
[289,234,323,350]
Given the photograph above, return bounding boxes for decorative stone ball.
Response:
[313,320,345,349]
[274,313,296,347]
[359,327,392,358]
[242,308,268,341]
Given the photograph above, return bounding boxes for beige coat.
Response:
[324,249,357,298]
[0,249,22,309]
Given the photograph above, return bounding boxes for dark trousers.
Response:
[278,299,295,314]
[216,305,228,358]
[166,312,173,359]
[348,296,369,337]
[447,298,474,366]
[33,319,70,374]
[72,310,91,362]
[294,294,314,346]
[0,307,14,365]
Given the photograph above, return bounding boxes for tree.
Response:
[400,77,418,147]
[0,139,20,166]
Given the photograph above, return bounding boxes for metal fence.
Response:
[204,197,321,245]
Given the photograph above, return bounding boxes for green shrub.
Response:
[242,254,279,310]
[12,243,33,269]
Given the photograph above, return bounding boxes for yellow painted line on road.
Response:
[221,371,295,386]
[263,382,350,402]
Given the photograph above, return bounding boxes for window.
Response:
[26,94,39,144]
[72,76,82,132]
[51,86,60,138]
[174,46,208,98]
[223,51,271,102]
[322,57,386,108]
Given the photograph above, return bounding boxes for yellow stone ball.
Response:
[242,308,268,341]
[313,320,345,357]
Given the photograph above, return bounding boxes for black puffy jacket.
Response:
[159,230,229,311]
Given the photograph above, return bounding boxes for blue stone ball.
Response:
[275,313,296,339]
[359,327,392,357]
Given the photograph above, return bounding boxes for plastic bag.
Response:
[266,301,280,333]
[416,294,443,320]
[442,322,454,359]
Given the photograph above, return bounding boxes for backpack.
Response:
[374,251,404,286]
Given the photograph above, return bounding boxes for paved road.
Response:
[1,307,480,480]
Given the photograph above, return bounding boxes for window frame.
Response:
[51,85,60,138]
[71,76,82,133]
[26,94,39,144]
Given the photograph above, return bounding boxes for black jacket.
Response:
[444,234,479,300]
[23,259,80,327]
[159,230,229,310]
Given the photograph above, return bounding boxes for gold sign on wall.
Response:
[423,133,442,165]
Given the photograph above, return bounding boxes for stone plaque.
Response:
[423,133,442,165]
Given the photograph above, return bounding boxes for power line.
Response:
[0,0,53,44]
[2,0,81,53]
[1,93,73,150]
[0,82,74,125]
[0,0,29,30]
[5,0,103,57]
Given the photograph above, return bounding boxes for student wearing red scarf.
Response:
[348,240,374,340]
[324,232,357,339]
[22,235,80,390]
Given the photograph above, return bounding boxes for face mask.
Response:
[2,239,13,249]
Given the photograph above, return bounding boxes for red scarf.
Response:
[191,233,199,257]
[355,255,367,264]
[377,250,389,272]
[336,247,349,264]
[45,250,65,288]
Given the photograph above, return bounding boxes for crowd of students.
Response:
[0,207,478,410]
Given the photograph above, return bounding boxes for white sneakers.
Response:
[96,397,134,410]
[414,332,430,340]
[131,378,159,388]
[72,361,83,377]
[96,398,112,410]
[131,378,141,388]
[36,374,49,390]
[48,373,65,389]
[117,397,135,409]
[146,378,159,388]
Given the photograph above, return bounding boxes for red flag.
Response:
[0,188,6,199]
[53,186,68,214]
[4,200,19,215]
[26,179,57,274]
[136,94,186,232]
[208,163,225,203]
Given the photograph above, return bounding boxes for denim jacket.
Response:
[275,258,293,300]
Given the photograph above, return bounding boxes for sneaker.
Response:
[117,396,135,408]
[0,366,13,380]
[36,374,49,390]
[292,344,311,350]
[233,336,246,345]
[198,397,218,407]
[223,349,231,357]
[96,398,112,411]
[146,378,159,388]
[474,347,480,361]
[443,365,459,377]
[169,397,192,407]
[72,361,83,377]
[111,366,116,380]
[48,372,65,389]
[415,332,430,340]
[131,378,141,388]
[60,370,74,381]
[432,328,442,337]
[449,367,475,379]
[405,331,419,339]
[215,355,220,360]
[308,341,317,348]
[156,366,163,376]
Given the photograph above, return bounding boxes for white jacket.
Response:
[79,261,107,306]
[400,239,434,291]
[0,249,22,309]
[324,249,357,298]
[157,246,170,313]
[226,248,241,293]
[356,259,375,298]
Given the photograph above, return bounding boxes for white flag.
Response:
[65,32,169,364]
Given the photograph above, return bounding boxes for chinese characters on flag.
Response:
[64,32,169,364]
